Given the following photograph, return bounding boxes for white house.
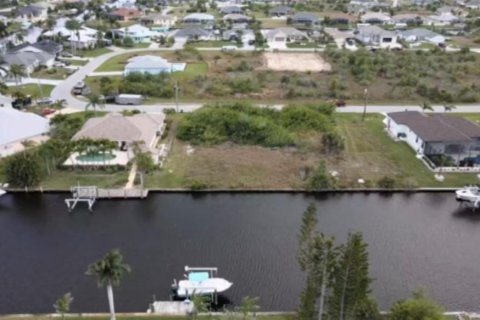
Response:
[123,55,186,76]
[0,106,50,158]
[183,13,215,24]
[141,14,177,29]
[385,111,480,166]
[360,11,391,24]
[399,28,446,45]
[115,24,155,43]
[424,12,460,26]
[355,25,400,48]
[263,27,309,48]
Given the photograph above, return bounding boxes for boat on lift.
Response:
[172,266,233,298]
[455,185,480,203]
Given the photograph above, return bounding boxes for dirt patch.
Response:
[262,53,332,72]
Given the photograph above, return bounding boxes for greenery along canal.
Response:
[0,192,478,314]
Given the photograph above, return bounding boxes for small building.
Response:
[2,51,55,75]
[264,27,309,48]
[183,13,215,25]
[223,29,255,42]
[386,111,480,167]
[290,12,321,26]
[141,13,177,28]
[223,13,252,23]
[355,25,399,48]
[123,55,186,76]
[360,11,391,24]
[220,5,244,14]
[268,6,294,17]
[109,8,143,21]
[115,24,155,43]
[0,106,49,158]
[14,5,47,23]
[399,28,446,45]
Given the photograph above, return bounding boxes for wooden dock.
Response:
[76,187,149,199]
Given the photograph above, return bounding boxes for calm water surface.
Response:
[0,192,478,313]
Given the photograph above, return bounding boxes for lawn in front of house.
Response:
[258,18,287,28]
[31,67,70,80]
[186,41,241,48]
[8,84,55,98]
[40,169,130,190]
[78,47,113,58]
[68,59,89,66]
[286,42,320,49]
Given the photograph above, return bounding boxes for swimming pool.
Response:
[75,153,116,162]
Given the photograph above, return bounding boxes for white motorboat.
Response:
[172,266,233,298]
[455,186,480,203]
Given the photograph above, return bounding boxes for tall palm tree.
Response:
[85,93,105,115]
[9,64,26,86]
[86,249,131,320]
[65,19,82,55]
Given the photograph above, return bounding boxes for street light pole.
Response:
[362,88,368,121]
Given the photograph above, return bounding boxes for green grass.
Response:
[286,42,319,49]
[187,41,241,48]
[95,51,172,72]
[0,315,294,320]
[336,113,479,188]
[120,42,151,49]
[258,18,287,28]
[171,63,208,80]
[31,68,69,80]
[8,84,55,97]
[41,169,129,190]
[78,47,112,58]
[68,59,89,66]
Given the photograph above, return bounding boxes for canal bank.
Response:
[0,192,478,314]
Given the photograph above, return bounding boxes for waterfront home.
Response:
[183,13,215,25]
[123,55,186,76]
[70,113,165,165]
[109,8,143,21]
[114,24,155,43]
[355,25,399,48]
[220,5,244,14]
[140,13,177,28]
[223,14,252,23]
[399,28,446,45]
[386,111,480,167]
[268,6,294,17]
[290,12,321,26]
[0,105,49,158]
[360,11,391,24]
[14,5,47,23]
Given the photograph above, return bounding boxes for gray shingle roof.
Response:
[269,6,293,14]
[388,111,480,142]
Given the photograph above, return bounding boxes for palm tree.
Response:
[86,249,131,320]
[0,80,8,95]
[420,101,433,112]
[85,93,105,115]
[53,292,74,320]
[10,64,26,86]
[65,19,82,55]
[443,103,455,112]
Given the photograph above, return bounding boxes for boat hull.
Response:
[176,278,233,297]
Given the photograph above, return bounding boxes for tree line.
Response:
[297,204,447,320]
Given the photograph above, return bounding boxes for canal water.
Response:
[0,192,478,314]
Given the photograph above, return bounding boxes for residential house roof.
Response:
[0,106,49,146]
[356,24,396,38]
[291,12,320,22]
[171,27,212,38]
[73,113,165,147]
[2,51,54,67]
[125,55,172,69]
[183,13,215,21]
[16,5,44,17]
[392,13,423,22]
[220,5,243,14]
[110,8,142,18]
[268,6,294,14]
[265,27,308,41]
[388,111,480,142]
[400,28,443,39]
[361,11,391,22]
[116,24,154,37]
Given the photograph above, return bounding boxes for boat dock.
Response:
[65,186,148,212]
[148,301,194,315]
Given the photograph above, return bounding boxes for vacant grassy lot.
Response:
[144,112,479,189]
[68,59,89,66]
[95,51,180,72]
[8,84,55,97]
[186,41,241,48]
[32,68,69,80]
[78,47,112,58]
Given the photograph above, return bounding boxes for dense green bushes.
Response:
[119,73,174,98]
[176,103,336,147]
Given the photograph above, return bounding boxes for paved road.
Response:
[50,45,480,114]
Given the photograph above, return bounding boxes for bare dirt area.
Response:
[185,144,316,189]
[262,52,332,72]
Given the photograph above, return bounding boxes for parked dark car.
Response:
[12,96,32,109]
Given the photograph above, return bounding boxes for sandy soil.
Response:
[262,53,332,72]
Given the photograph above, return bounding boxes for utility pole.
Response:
[174,81,179,113]
[362,88,368,121]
